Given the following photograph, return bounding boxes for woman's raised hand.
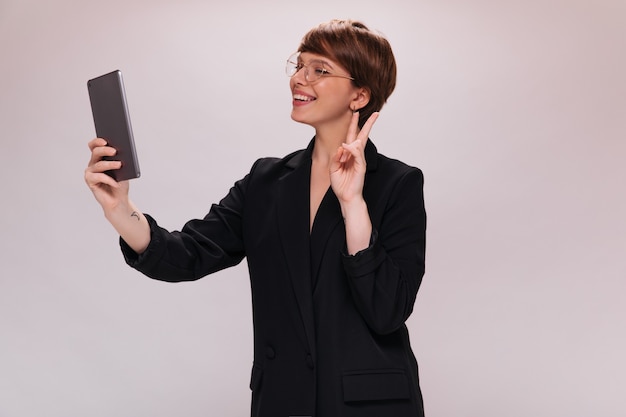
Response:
[84,138,130,212]
[330,111,378,254]
[330,111,379,205]
[84,138,150,253]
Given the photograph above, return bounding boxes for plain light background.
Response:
[1,0,624,416]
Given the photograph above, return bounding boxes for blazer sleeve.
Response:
[119,163,258,282]
[342,167,426,335]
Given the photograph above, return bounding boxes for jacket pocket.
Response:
[249,362,263,391]
[342,368,410,402]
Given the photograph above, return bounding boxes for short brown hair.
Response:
[298,19,397,128]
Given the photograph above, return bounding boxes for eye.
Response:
[312,65,327,76]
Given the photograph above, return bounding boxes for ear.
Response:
[351,87,371,112]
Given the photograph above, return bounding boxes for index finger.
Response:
[88,137,108,151]
[356,112,380,143]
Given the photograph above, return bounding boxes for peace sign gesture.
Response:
[330,111,379,205]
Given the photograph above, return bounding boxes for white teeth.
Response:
[294,94,315,101]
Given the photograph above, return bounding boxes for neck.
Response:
[311,114,356,164]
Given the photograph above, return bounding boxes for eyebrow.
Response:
[298,55,335,69]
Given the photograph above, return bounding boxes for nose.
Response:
[291,66,308,85]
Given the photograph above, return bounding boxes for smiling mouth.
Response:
[293,93,316,102]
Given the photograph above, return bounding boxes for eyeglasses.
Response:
[285,52,354,83]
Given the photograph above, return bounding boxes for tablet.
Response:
[87,70,140,181]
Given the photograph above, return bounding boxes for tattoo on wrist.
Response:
[131,211,140,221]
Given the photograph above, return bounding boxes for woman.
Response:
[85,19,426,417]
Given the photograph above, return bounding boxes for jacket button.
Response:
[305,354,314,369]
[265,346,275,359]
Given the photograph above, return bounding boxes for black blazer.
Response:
[121,139,427,417]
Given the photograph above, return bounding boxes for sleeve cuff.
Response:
[119,214,163,269]
[342,229,386,277]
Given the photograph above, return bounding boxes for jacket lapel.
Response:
[276,142,317,355]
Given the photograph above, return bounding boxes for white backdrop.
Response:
[1,0,625,416]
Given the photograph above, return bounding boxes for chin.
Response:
[290,110,313,127]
